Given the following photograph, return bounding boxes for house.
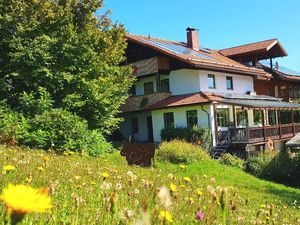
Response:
[119,28,300,155]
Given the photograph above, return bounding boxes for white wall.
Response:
[151,105,211,143]
[169,69,200,95]
[119,112,151,142]
[199,70,254,94]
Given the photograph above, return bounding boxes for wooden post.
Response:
[292,109,295,135]
[233,105,236,126]
[213,104,218,144]
[262,109,266,141]
[278,110,281,138]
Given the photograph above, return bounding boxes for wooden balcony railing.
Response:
[121,92,172,112]
[219,123,300,144]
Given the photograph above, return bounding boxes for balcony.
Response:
[222,123,300,144]
[121,92,172,113]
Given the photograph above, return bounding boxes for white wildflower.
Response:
[157,185,172,209]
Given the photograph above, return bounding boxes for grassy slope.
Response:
[0,146,299,224]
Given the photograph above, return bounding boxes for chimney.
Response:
[186,27,199,50]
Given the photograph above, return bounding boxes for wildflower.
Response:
[126,171,134,178]
[210,177,216,183]
[157,186,172,209]
[169,183,177,193]
[119,208,134,220]
[189,197,194,204]
[207,185,215,195]
[160,210,173,223]
[43,156,49,164]
[134,211,151,225]
[100,181,112,190]
[71,192,84,205]
[102,172,110,179]
[134,188,140,195]
[3,165,16,172]
[179,164,187,169]
[0,184,52,214]
[196,188,203,196]
[167,173,174,179]
[37,166,44,172]
[183,177,192,182]
[115,183,122,191]
[90,181,96,185]
[216,186,223,192]
[196,210,204,221]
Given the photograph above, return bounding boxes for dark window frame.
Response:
[163,112,174,129]
[160,78,170,92]
[186,110,198,128]
[226,76,233,90]
[208,74,216,89]
[144,82,154,95]
[216,108,230,127]
[131,118,139,133]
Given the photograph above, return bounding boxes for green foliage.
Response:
[156,140,210,164]
[244,154,273,177]
[219,153,245,170]
[161,126,212,150]
[263,150,300,186]
[0,103,29,143]
[0,0,134,134]
[24,109,112,156]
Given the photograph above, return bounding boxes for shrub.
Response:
[263,150,300,186]
[161,126,212,150]
[219,153,245,170]
[156,140,210,164]
[244,154,273,177]
[24,108,112,156]
[0,103,29,144]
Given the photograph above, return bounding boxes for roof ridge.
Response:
[219,38,278,52]
[126,33,181,44]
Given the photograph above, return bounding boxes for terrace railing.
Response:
[218,123,300,144]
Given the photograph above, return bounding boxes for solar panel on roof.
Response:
[260,60,300,76]
[144,39,216,60]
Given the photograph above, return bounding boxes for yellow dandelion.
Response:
[102,172,110,178]
[169,183,177,192]
[179,164,187,169]
[196,188,204,196]
[37,166,44,172]
[183,177,191,182]
[43,156,49,163]
[160,210,173,223]
[0,184,52,214]
[3,165,16,172]
[189,197,194,204]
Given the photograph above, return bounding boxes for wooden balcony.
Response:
[121,92,172,112]
[227,123,300,144]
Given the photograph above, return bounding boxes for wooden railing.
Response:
[121,92,172,112]
[219,123,300,144]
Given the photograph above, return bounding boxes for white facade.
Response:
[120,68,256,145]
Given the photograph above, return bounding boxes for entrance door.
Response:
[147,116,154,142]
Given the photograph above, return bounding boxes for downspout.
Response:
[201,105,210,128]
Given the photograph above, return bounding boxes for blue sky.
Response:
[100,0,300,71]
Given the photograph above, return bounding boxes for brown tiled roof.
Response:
[260,64,300,82]
[146,92,211,110]
[219,39,287,58]
[127,34,271,78]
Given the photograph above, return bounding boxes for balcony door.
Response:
[147,116,154,142]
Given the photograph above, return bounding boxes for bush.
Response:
[0,103,29,144]
[263,150,300,186]
[219,153,245,170]
[244,154,273,177]
[156,140,210,164]
[161,126,212,150]
[24,108,112,156]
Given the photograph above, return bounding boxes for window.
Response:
[279,111,292,124]
[226,76,233,90]
[129,85,136,95]
[131,118,139,133]
[268,110,277,125]
[253,110,263,126]
[208,74,216,89]
[216,108,230,127]
[236,109,248,127]
[161,79,170,92]
[144,82,154,95]
[295,110,300,123]
[186,110,198,128]
[164,112,174,129]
